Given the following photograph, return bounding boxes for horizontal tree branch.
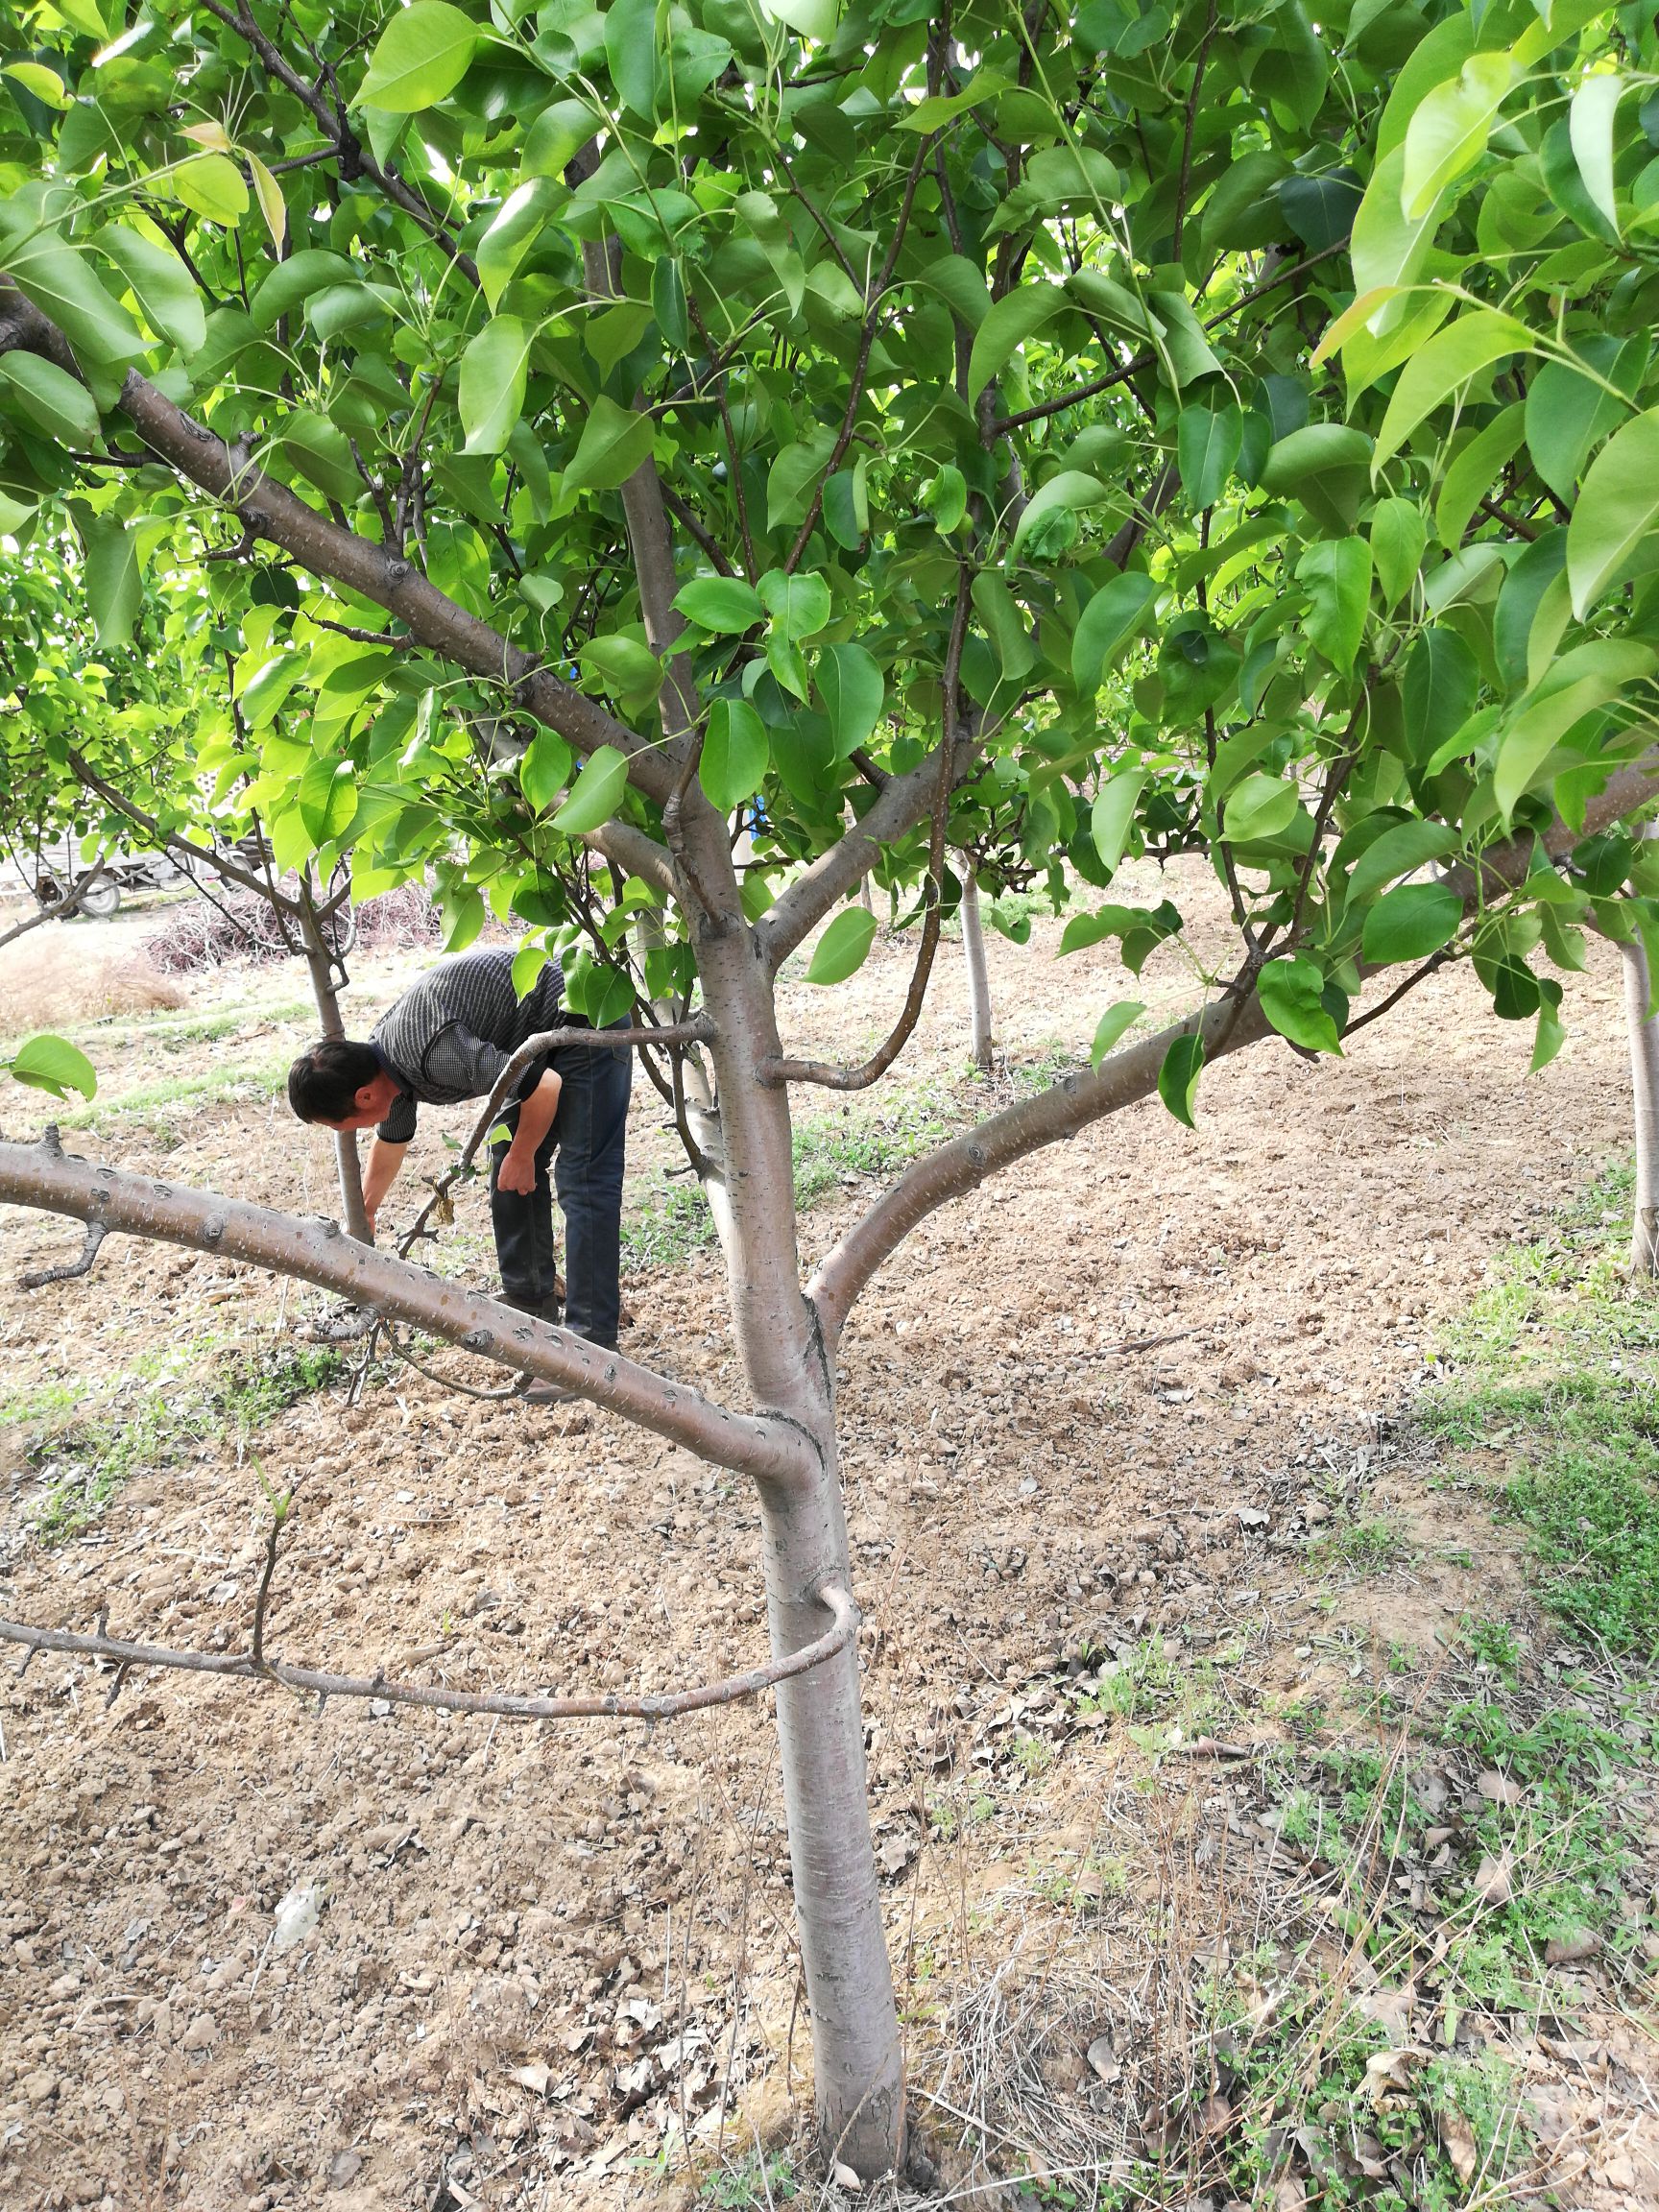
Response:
[582,820,680,900]
[808,757,1659,1340]
[0,1581,854,1725]
[0,1134,811,1485]
[0,285,675,805]
[66,750,288,906]
[806,989,1273,1342]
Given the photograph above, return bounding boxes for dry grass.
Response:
[0,923,186,1041]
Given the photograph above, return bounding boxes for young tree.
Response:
[1,0,1658,2176]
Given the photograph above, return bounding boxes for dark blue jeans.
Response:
[490,1026,632,1347]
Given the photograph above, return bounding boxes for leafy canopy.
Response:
[0,0,1656,1099]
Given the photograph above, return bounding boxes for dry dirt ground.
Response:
[0,866,1653,2211]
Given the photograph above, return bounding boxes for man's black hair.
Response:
[287,1038,383,1124]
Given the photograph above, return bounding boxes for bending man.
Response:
[286,948,631,1358]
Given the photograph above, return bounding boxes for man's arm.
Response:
[495,1070,562,1195]
[361,1138,409,1236]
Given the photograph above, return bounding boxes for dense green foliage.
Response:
[0,0,1656,1093]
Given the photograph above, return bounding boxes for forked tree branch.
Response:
[0,286,673,805]
[66,749,289,906]
[0,1135,814,1484]
[0,1581,855,1724]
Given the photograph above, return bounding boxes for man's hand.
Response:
[496,1141,539,1196]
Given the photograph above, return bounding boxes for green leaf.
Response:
[82,517,141,647]
[1345,821,1455,905]
[605,0,660,117]
[459,316,532,456]
[476,179,561,312]
[1567,408,1659,619]
[1372,309,1535,476]
[699,697,769,812]
[565,395,654,492]
[1530,978,1566,1073]
[1569,73,1626,235]
[1494,530,1567,693]
[1402,627,1479,765]
[818,642,884,757]
[968,285,1062,403]
[1523,341,1641,504]
[921,464,967,533]
[898,69,1011,132]
[759,0,839,37]
[1012,469,1110,556]
[1157,1031,1204,1129]
[1090,770,1143,878]
[1258,955,1342,1055]
[512,943,550,1001]
[1072,573,1157,691]
[1296,540,1372,671]
[578,634,661,706]
[1360,880,1462,964]
[249,250,356,331]
[652,255,688,349]
[972,573,1035,680]
[757,567,831,640]
[1257,423,1373,532]
[1177,403,1242,511]
[99,228,205,355]
[1222,773,1298,844]
[357,1,482,111]
[7,1034,96,1100]
[1493,643,1657,818]
[519,730,573,812]
[551,743,629,832]
[805,905,878,985]
[0,227,144,370]
[0,351,97,444]
[174,154,248,226]
[298,756,357,846]
[674,575,764,633]
[238,652,303,729]
[1369,496,1426,611]
[1090,999,1144,1068]
[1401,51,1514,218]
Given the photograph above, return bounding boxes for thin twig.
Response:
[0,1584,857,1725]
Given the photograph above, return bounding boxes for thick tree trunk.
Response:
[1625,828,1659,1275]
[959,869,994,1073]
[692,921,903,2177]
[297,887,372,1245]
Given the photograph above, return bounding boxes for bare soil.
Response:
[0,865,1652,2211]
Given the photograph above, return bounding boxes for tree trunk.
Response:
[1626,828,1659,1275]
[959,869,994,1073]
[692,922,903,2177]
[297,887,372,1245]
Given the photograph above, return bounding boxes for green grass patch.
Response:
[1420,1160,1659,1654]
[52,1060,290,1137]
[25,1338,345,1545]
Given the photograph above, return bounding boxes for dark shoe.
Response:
[518,1378,579,1407]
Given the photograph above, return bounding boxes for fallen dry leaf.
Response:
[1544,1928,1599,1965]
[1477,1769,1526,1807]
[1439,2108,1479,2182]
[1471,1852,1514,1907]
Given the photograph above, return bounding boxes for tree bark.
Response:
[0,1136,811,1480]
[1625,823,1659,1275]
[685,880,903,2176]
[959,869,994,1073]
